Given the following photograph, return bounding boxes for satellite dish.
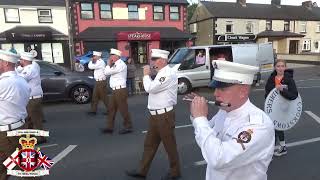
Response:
[264,88,302,131]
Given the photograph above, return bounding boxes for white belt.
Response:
[112,86,126,90]
[96,78,106,82]
[149,106,173,115]
[30,95,43,100]
[0,119,25,132]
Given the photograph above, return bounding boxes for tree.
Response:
[188,3,198,21]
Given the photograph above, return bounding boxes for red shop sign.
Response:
[117,31,160,41]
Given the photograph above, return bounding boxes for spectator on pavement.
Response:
[126,57,136,96]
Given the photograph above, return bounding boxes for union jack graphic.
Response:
[37,151,54,170]
[20,151,37,171]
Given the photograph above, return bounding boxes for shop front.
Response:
[0,26,69,66]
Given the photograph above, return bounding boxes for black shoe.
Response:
[161,173,181,180]
[118,128,133,134]
[87,112,97,116]
[100,128,113,134]
[125,170,146,179]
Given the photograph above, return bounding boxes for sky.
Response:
[188,0,320,6]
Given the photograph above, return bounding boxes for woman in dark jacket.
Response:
[265,59,298,157]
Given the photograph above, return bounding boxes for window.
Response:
[300,21,307,33]
[284,20,290,31]
[302,39,311,51]
[128,4,139,20]
[80,3,94,19]
[38,9,52,23]
[246,21,253,33]
[226,21,233,33]
[100,3,112,19]
[4,8,20,23]
[153,5,164,20]
[266,20,272,31]
[170,6,180,20]
[316,22,320,32]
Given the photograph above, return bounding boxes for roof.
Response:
[73,0,189,5]
[77,27,192,41]
[190,1,320,23]
[257,31,305,38]
[0,0,65,6]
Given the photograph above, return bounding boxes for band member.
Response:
[102,49,133,134]
[0,50,30,180]
[265,59,298,156]
[88,51,109,115]
[16,52,46,144]
[126,49,181,180]
[189,60,274,180]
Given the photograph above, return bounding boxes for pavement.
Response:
[9,63,320,180]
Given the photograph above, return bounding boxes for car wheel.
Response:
[71,85,92,104]
[178,78,191,95]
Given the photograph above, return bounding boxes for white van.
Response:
[168,43,275,94]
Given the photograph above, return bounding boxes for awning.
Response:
[257,31,305,38]
[0,26,68,41]
[77,27,192,41]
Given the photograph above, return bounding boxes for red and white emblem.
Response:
[17,149,39,171]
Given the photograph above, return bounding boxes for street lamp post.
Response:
[65,0,75,71]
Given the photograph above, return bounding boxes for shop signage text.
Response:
[117,31,160,41]
[216,35,256,42]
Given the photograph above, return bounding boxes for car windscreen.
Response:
[168,48,191,64]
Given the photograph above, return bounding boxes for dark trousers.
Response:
[106,88,132,129]
[139,110,181,177]
[275,130,285,143]
[91,80,109,113]
[26,98,44,130]
[126,78,135,95]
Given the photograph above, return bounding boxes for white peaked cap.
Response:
[211,60,259,85]
[20,52,34,61]
[0,49,20,63]
[151,49,170,60]
[93,51,102,57]
[110,48,122,56]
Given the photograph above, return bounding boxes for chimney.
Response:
[271,0,281,8]
[302,1,313,10]
[237,0,246,7]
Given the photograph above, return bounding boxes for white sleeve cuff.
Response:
[193,116,210,129]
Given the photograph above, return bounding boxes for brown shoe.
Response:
[125,169,146,179]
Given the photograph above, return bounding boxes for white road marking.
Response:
[296,78,320,82]
[142,124,193,133]
[37,143,58,149]
[194,136,320,166]
[305,111,320,124]
[52,145,77,166]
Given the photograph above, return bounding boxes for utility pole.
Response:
[65,0,75,71]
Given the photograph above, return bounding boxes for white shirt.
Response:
[0,71,30,126]
[192,99,275,180]
[17,61,43,97]
[88,59,106,81]
[143,65,178,110]
[104,59,127,88]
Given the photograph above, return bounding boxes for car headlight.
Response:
[88,76,94,79]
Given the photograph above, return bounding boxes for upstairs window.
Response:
[284,20,290,31]
[38,9,52,23]
[266,20,272,31]
[300,21,307,33]
[246,21,253,33]
[4,8,20,23]
[128,4,139,20]
[100,3,112,19]
[80,3,94,19]
[170,6,180,20]
[153,5,164,20]
[316,22,320,32]
[226,21,233,33]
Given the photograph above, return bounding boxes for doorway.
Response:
[289,40,299,54]
[130,41,147,64]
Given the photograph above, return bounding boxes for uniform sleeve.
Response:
[143,73,176,94]
[193,117,274,170]
[18,67,33,82]
[88,60,105,70]
[104,62,126,76]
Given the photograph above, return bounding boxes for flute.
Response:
[183,97,231,107]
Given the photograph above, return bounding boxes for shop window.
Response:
[4,8,20,23]
[80,3,94,19]
[300,22,307,33]
[266,20,272,31]
[302,39,311,51]
[170,6,180,20]
[128,4,139,20]
[246,21,253,33]
[284,20,290,31]
[38,9,53,23]
[153,5,164,20]
[100,3,112,19]
[226,21,233,33]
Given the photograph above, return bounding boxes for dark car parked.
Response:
[37,60,96,104]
